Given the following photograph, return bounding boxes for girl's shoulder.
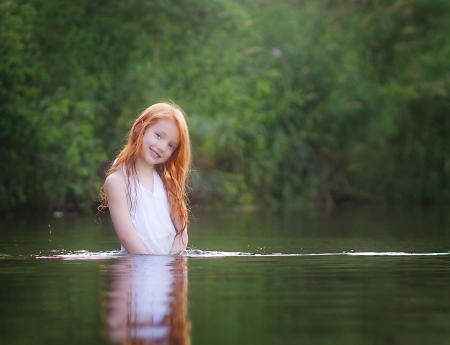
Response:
[105,165,126,192]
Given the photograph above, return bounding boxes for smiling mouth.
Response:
[150,148,161,158]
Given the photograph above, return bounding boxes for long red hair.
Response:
[99,102,191,234]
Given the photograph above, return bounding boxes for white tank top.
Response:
[120,167,176,255]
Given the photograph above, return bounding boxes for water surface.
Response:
[0,206,449,344]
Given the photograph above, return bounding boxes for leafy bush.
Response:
[1,0,449,214]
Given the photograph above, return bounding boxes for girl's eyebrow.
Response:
[156,129,167,135]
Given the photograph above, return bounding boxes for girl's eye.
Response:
[155,133,162,139]
[168,144,175,151]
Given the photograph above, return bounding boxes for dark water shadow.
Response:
[102,255,190,345]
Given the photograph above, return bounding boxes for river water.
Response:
[0,206,449,344]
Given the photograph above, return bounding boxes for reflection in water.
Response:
[104,255,190,345]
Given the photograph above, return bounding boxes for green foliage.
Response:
[1,0,449,213]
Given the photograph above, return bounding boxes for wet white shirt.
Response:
[120,167,176,255]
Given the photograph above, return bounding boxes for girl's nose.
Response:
[157,141,166,153]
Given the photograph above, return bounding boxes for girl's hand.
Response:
[169,228,188,255]
[105,169,149,254]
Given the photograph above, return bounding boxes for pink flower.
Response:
[272,49,281,57]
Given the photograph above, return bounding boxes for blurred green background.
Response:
[1,0,449,214]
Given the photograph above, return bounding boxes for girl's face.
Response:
[139,119,180,166]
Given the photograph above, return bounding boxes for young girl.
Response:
[100,103,191,255]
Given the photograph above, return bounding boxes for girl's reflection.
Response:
[105,255,190,345]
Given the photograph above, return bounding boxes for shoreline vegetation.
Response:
[1,0,449,216]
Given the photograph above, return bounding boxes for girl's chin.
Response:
[146,157,159,165]
[137,156,157,167]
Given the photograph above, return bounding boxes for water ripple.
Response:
[0,249,445,260]
[179,250,450,258]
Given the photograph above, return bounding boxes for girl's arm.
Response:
[170,226,188,255]
[105,170,149,254]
